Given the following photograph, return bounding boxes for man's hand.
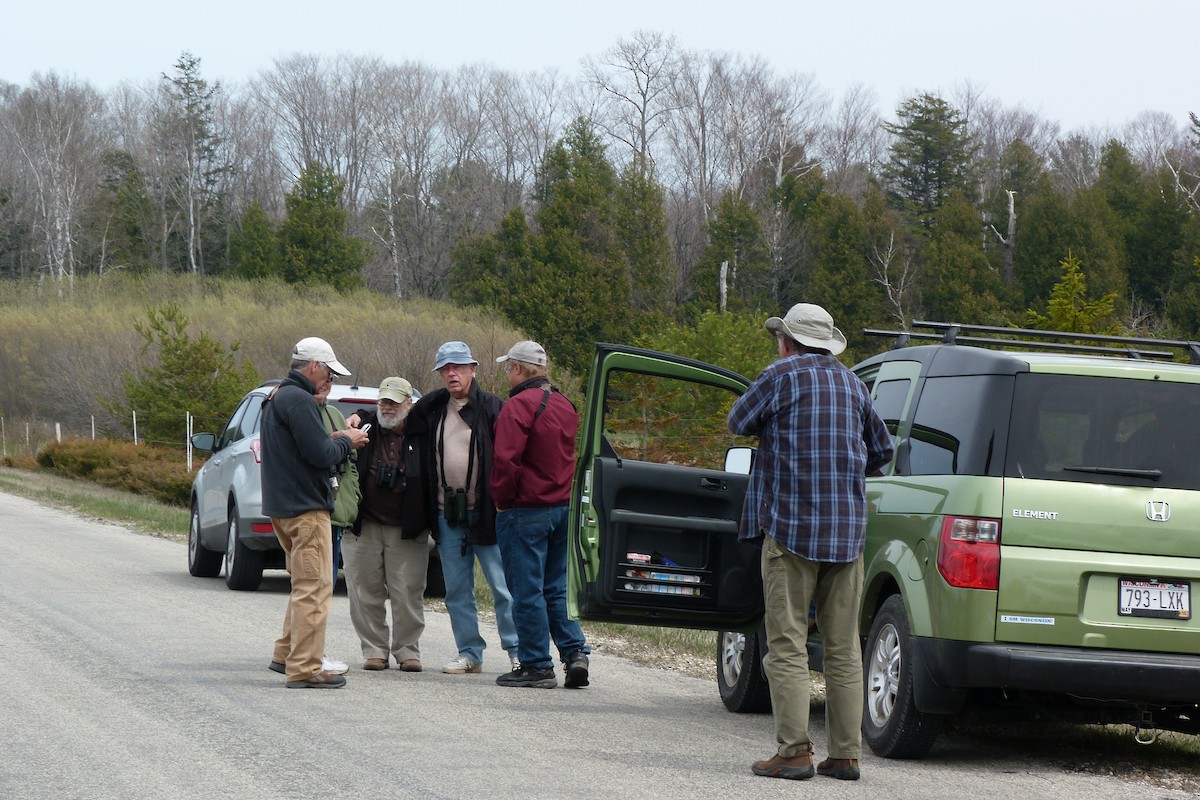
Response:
[341,426,369,450]
[346,412,362,428]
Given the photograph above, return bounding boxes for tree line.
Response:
[2,32,1200,374]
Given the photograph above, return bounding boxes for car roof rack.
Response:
[863,321,1200,365]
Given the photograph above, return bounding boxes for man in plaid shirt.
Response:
[728,303,892,783]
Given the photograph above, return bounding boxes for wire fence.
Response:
[0,412,225,469]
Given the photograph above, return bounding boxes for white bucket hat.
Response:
[764,303,847,355]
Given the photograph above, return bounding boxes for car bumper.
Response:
[917,637,1200,705]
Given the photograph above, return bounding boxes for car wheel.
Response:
[716,628,772,713]
[187,501,223,578]
[225,504,264,591]
[424,547,446,599]
[863,594,941,758]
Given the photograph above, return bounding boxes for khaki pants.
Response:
[271,510,334,681]
[341,519,430,663]
[761,535,864,760]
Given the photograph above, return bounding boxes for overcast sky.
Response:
[4,0,1197,134]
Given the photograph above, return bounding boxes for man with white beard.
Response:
[341,376,431,672]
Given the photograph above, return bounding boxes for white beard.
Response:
[378,406,409,430]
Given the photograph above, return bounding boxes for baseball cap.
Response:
[292,337,351,376]
[495,340,547,367]
[378,376,414,403]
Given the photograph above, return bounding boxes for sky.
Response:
[3,0,1197,134]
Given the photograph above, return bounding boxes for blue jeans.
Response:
[436,510,518,664]
[496,506,588,670]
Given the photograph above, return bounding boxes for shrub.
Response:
[36,438,194,507]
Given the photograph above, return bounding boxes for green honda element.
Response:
[567,323,1200,758]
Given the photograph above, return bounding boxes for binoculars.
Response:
[444,486,468,526]
[377,462,403,490]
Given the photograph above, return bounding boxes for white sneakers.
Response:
[322,655,349,675]
[442,655,482,674]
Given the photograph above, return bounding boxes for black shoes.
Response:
[496,667,557,688]
[564,651,590,689]
[286,671,347,689]
[268,660,286,675]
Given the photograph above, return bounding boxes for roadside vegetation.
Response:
[2,460,1199,790]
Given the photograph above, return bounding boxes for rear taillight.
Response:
[936,516,1001,590]
[250,436,262,464]
[250,522,275,534]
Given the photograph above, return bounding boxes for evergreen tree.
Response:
[1026,253,1119,333]
[117,303,260,445]
[227,201,279,279]
[690,193,769,312]
[278,164,365,291]
[87,150,154,273]
[882,94,975,230]
[614,155,672,313]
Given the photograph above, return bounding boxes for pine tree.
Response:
[278,164,365,291]
[882,94,976,230]
[227,201,279,279]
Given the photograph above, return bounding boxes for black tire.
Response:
[187,501,223,578]
[862,594,942,758]
[224,505,264,591]
[716,628,772,713]
[424,548,446,599]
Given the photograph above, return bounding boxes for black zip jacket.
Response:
[260,370,353,518]
[349,406,427,539]
[406,379,503,546]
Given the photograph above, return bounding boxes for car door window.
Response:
[601,370,754,468]
[217,396,253,450]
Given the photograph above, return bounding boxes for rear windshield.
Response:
[1006,373,1200,490]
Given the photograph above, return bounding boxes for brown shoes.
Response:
[750,751,815,780]
[363,658,388,671]
[817,758,861,781]
[285,671,346,689]
[399,659,423,672]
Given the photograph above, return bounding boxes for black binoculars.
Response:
[377,461,403,490]
[444,486,468,526]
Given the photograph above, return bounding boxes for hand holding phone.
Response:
[360,423,371,434]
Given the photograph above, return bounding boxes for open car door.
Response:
[568,344,763,631]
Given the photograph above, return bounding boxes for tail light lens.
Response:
[936,516,1001,590]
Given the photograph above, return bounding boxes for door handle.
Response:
[700,476,727,490]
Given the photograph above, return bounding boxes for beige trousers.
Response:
[761,535,864,760]
[341,519,430,663]
[271,509,334,681]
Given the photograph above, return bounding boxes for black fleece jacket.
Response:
[406,379,503,545]
[260,370,353,519]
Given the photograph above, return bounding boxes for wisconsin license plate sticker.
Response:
[1118,578,1190,620]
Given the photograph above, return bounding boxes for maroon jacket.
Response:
[490,377,578,509]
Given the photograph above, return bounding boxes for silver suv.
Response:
[187,380,441,593]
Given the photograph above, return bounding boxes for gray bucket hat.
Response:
[764,303,847,355]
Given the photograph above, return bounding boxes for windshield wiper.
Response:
[1064,465,1163,480]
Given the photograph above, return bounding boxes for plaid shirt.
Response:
[728,352,892,563]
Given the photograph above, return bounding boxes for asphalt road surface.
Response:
[1,491,1192,800]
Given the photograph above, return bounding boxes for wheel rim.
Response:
[719,631,746,687]
[226,516,238,574]
[866,622,902,727]
[188,508,200,565]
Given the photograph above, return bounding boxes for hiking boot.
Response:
[817,757,861,781]
[268,660,285,675]
[751,751,815,780]
[363,658,388,671]
[399,659,423,672]
[286,671,347,689]
[563,650,590,689]
[442,655,482,674]
[496,666,557,688]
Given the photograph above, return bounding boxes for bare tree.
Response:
[1122,110,1185,172]
[1049,129,1108,194]
[871,229,919,327]
[0,72,106,288]
[819,83,886,198]
[582,30,679,173]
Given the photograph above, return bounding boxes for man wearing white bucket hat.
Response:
[728,304,892,781]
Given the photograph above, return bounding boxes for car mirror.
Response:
[191,432,216,453]
[724,446,754,475]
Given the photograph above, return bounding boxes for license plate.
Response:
[1118,578,1191,620]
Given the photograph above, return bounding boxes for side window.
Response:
[601,369,754,470]
[217,396,254,450]
[908,375,1012,477]
[871,379,910,436]
[241,395,265,438]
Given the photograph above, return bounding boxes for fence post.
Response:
[92,415,96,440]
[25,422,30,454]
[186,412,193,471]
[132,410,138,446]
[1,416,5,459]
[55,422,62,443]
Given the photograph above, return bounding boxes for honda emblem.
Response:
[1146,500,1171,522]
